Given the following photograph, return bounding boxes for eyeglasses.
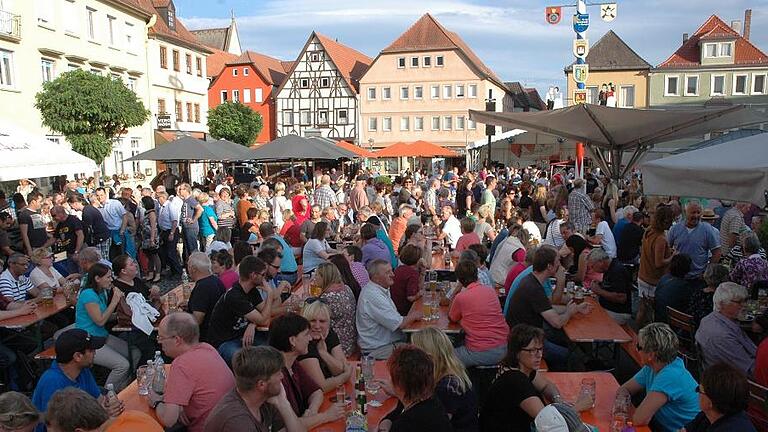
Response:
[268,262,281,270]
[156,334,176,342]
[521,347,544,354]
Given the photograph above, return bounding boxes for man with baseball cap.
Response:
[32,328,122,416]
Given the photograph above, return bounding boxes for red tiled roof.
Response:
[228,51,288,86]
[375,140,459,158]
[381,14,505,88]
[525,88,547,111]
[206,49,238,78]
[337,141,376,158]
[314,33,372,93]
[657,15,768,69]
[280,61,295,73]
[128,0,211,53]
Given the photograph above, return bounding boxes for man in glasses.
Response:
[0,253,39,302]
[207,256,276,366]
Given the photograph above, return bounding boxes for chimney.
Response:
[731,20,742,35]
[744,9,752,40]
[683,33,689,44]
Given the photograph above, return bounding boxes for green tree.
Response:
[34,69,150,165]
[207,102,263,146]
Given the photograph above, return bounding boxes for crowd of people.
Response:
[0,163,766,432]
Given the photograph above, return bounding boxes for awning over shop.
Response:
[250,135,359,161]
[0,121,98,181]
[375,140,459,158]
[126,136,254,162]
[336,140,376,158]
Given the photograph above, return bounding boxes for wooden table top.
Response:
[544,371,650,432]
[119,364,171,424]
[563,298,631,343]
[0,294,70,329]
[402,297,462,334]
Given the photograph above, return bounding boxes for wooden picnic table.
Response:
[0,294,70,329]
[119,364,171,424]
[402,296,461,334]
[563,298,631,343]
[545,371,651,432]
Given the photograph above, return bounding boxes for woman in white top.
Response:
[29,247,80,290]
[271,181,291,232]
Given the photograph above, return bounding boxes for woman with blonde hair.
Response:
[313,262,357,356]
[29,247,79,291]
[412,327,478,432]
[271,181,291,232]
[279,208,296,237]
[531,185,549,234]
[498,198,514,227]
[602,182,619,229]
[474,204,497,243]
[298,301,351,392]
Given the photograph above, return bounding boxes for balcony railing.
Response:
[0,10,21,41]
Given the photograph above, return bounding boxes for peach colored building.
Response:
[359,14,509,156]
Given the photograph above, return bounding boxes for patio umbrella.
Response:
[469,104,768,180]
[375,140,459,158]
[336,140,376,158]
[250,135,358,161]
[125,136,254,162]
[642,132,768,207]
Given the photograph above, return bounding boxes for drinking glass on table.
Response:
[166,292,179,312]
[579,377,596,408]
[137,365,150,395]
[366,376,383,407]
[335,385,347,411]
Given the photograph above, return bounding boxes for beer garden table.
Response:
[0,293,71,350]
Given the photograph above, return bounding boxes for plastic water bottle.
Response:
[152,351,166,394]
[181,269,189,285]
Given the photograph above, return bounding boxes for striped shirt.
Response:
[0,269,35,302]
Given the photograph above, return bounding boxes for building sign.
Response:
[573,64,589,83]
[156,114,171,129]
[573,39,589,59]
[573,13,589,33]
[574,89,587,104]
[600,3,617,22]
[545,6,562,25]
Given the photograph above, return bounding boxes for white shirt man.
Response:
[439,206,462,249]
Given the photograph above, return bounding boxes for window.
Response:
[431,85,440,99]
[456,84,465,98]
[107,15,116,46]
[300,78,309,88]
[174,100,182,121]
[720,42,732,57]
[414,86,423,99]
[320,77,330,88]
[89,68,102,75]
[664,75,679,96]
[167,7,175,29]
[619,85,635,108]
[243,68,249,76]
[704,43,718,58]
[186,102,193,122]
[411,57,419,67]
[753,74,767,94]
[87,7,96,39]
[456,116,465,130]
[172,50,179,72]
[310,52,321,62]
[300,110,311,125]
[337,109,348,125]
[255,88,263,103]
[443,116,452,130]
[157,99,166,114]
[367,87,376,100]
[125,22,134,52]
[443,85,452,98]
[397,57,405,68]
[130,138,140,172]
[468,119,477,130]
[382,87,391,100]
[423,56,431,67]
[400,117,409,131]
[232,89,240,102]
[232,68,238,77]
[436,56,444,66]
[159,46,167,69]
[1,50,15,87]
[317,110,329,126]
[185,54,192,74]
[68,64,79,71]
[586,86,599,104]
[41,59,54,83]
[219,91,227,103]
[734,74,748,95]
[415,117,424,131]
[194,104,200,123]
[64,1,78,34]
[110,73,121,82]
[711,74,725,96]
[243,89,251,103]
[368,117,377,131]
[37,0,54,25]
[127,77,136,92]
[383,117,392,132]
[431,116,440,131]
[284,111,294,126]
[685,75,699,96]
[468,84,478,98]
[400,86,409,100]
[196,58,203,76]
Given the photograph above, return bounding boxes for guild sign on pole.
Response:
[573,39,589,59]
[573,13,589,33]
[573,64,589,84]
[545,6,562,25]
[573,89,587,104]
[600,3,617,22]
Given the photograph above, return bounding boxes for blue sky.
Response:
[177,0,768,95]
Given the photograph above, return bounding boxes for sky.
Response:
[177,0,768,96]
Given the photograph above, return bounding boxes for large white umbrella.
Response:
[0,121,98,181]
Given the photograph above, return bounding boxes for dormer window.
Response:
[167,5,175,30]
[703,42,733,58]
[719,42,732,56]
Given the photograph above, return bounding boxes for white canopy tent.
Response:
[642,132,768,207]
[0,121,98,181]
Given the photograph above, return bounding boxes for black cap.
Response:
[55,329,106,363]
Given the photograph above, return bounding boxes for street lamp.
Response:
[485,89,496,168]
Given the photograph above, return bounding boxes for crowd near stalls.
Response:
[0,163,767,432]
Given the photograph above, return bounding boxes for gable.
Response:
[566,30,650,71]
